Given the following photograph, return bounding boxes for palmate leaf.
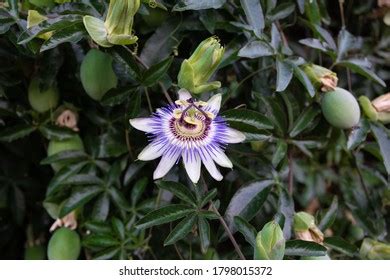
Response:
[164,213,197,246]
[224,180,274,232]
[156,181,197,207]
[136,205,195,230]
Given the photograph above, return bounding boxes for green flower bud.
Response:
[359,93,390,124]
[321,87,361,129]
[254,221,285,260]
[303,64,338,92]
[359,96,378,121]
[178,36,224,94]
[293,212,324,243]
[360,238,390,260]
[83,0,140,47]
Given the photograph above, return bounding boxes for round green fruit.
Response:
[24,245,46,260]
[47,228,81,260]
[321,87,361,129]
[142,8,169,27]
[348,225,365,242]
[80,49,117,101]
[28,78,59,113]
[47,135,84,172]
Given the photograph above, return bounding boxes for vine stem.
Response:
[287,148,293,195]
[200,175,246,260]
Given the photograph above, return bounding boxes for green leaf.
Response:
[272,140,287,167]
[292,65,316,97]
[46,161,88,196]
[131,177,148,206]
[123,161,146,186]
[110,46,141,78]
[198,216,210,254]
[60,185,102,217]
[284,240,327,256]
[337,28,357,61]
[40,23,85,52]
[224,180,273,232]
[324,237,358,257]
[38,125,76,140]
[370,122,390,174]
[91,193,110,222]
[141,56,173,87]
[18,15,83,45]
[40,150,88,165]
[83,234,120,248]
[111,217,125,240]
[318,196,338,231]
[289,106,320,137]
[100,86,136,107]
[156,181,197,207]
[267,3,295,21]
[108,187,132,211]
[0,124,36,142]
[93,247,120,260]
[234,216,257,248]
[136,205,195,230]
[200,188,218,208]
[347,118,370,150]
[336,60,386,87]
[238,40,274,58]
[240,0,264,37]
[299,38,329,52]
[63,174,104,186]
[164,213,197,245]
[276,59,293,92]
[173,0,226,11]
[221,109,274,130]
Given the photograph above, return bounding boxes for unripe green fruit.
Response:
[47,228,81,260]
[80,49,117,101]
[348,225,365,241]
[142,8,169,27]
[321,87,360,129]
[25,245,46,260]
[29,0,55,8]
[28,78,59,113]
[47,135,84,172]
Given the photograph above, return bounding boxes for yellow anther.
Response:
[173,109,182,119]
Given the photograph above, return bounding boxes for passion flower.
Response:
[177,37,224,95]
[321,87,361,129]
[80,49,118,101]
[47,228,81,260]
[28,78,59,113]
[129,89,245,183]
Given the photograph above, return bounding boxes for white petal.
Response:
[138,143,164,161]
[129,118,154,133]
[153,150,181,180]
[206,93,222,113]
[200,151,223,181]
[210,147,233,168]
[182,150,201,183]
[178,88,192,101]
[224,127,246,143]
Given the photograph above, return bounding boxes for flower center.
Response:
[170,102,213,141]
